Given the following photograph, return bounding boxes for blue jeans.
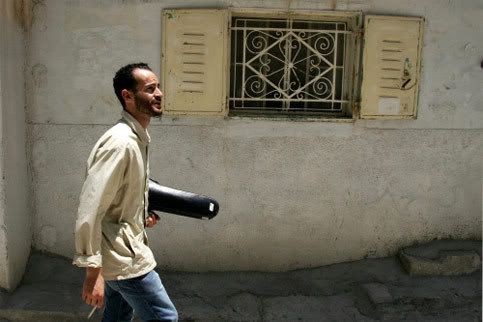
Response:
[102,270,178,322]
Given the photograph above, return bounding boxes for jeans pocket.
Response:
[117,271,154,295]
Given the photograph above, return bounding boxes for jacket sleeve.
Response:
[72,140,131,268]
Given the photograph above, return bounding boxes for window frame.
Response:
[227,8,363,119]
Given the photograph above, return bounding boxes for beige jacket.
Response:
[73,110,156,280]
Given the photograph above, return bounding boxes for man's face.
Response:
[132,68,163,117]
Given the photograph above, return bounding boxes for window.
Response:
[161,9,423,120]
[230,17,353,117]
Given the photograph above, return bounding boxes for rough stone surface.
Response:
[26,0,483,275]
[0,242,481,321]
[30,123,483,273]
[399,240,482,276]
[360,283,393,305]
[400,239,481,259]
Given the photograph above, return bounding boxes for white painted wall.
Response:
[0,0,32,290]
[28,0,482,272]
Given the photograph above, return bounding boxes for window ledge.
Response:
[228,115,356,123]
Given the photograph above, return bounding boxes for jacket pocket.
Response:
[121,227,148,259]
[121,229,136,258]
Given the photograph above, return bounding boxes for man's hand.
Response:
[82,267,104,308]
[145,212,160,228]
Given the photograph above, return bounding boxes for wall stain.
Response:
[31,63,47,89]
[443,74,456,90]
[32,0,47,31]
[13,0,33,31]
[428,101,457,119]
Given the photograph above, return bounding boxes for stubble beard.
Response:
[134,94,162,117]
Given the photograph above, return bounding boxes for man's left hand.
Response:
[145,212,160,228]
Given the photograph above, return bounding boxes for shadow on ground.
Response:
[0,240,481,321]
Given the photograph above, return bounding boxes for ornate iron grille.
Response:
[230,18,352,116]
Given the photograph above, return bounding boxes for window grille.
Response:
[230,17,353,117]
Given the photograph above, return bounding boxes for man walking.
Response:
[73,63,178,322]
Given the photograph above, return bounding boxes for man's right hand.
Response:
[82,267,104,308]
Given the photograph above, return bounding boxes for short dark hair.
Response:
[113,63,152,108]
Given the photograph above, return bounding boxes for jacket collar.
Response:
[121,109,151,145]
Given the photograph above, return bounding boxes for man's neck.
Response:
[125,108,150,129]
[136,114,150,129]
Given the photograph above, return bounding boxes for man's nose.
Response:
[155,87,163,98]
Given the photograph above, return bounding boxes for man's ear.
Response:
[121,89,133,104]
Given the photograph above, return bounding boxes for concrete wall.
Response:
[28,0,482,272]
[0,0,32,290]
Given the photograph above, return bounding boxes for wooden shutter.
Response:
[161,9,228,115]
[360,15,424,119]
